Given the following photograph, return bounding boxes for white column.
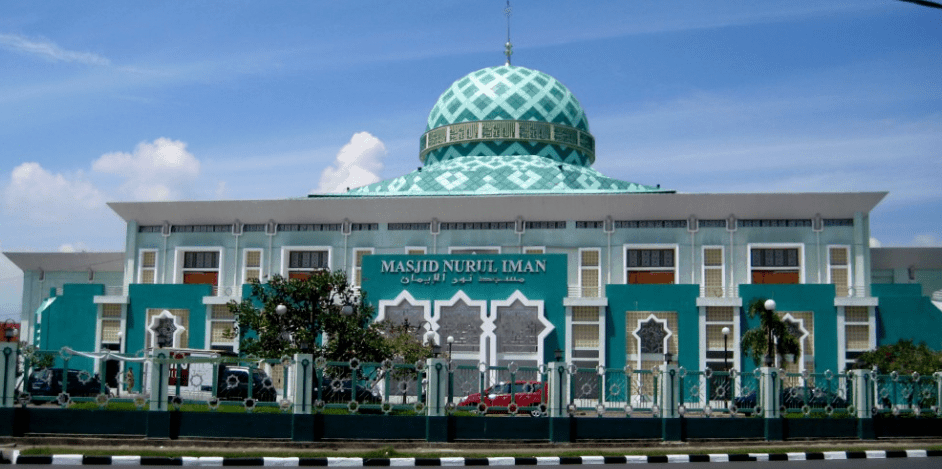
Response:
[148,349,170,411]
[293,354,314,414]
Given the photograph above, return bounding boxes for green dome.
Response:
[426,65,589,132]
[420,65,596,167]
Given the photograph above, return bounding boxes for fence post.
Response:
[292,354,313,414]
[852,369,875,439]
[659,363,681,441]
[761,367,783,440]
[547,361,571,442]
[148,349,169,411]
[547,361,568,417]
[425,358,448,443]
[0,343,17,409]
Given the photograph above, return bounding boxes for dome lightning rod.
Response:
[504,1,513,65]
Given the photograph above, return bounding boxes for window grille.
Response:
[100,319,121,344]
[615,220,687,229]
[138,226,163,233]
[576,221,603,229]
[828,246,851,297]
[573,324,600,348]
[406,247,427,255]
[738,219,812,228]
[698,219,727,228]
[440,222,514,230]
[145,308,189,349]
[139,250,157,284]
[351,223,378,231]
[388,223,431,231]
[572,306,598,322]
[524,221,566,229]
[579,249,601,297]
[102,304,122,318]
[523,247,545,254]
[824,219,854,227]
[277,224,342,232]
[751,248,799,267]
[243,249,262,283]
[627,249,674,268]
[183,252,219,269]
[242,224,267,232]
[289,251,328,269]
[353,249,373,286]
[703,247,724,297]
[171,225,232,233]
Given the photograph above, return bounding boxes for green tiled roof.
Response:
[342,155,668,196]
[426,66,588,132]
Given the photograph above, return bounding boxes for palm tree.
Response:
[740,298,801,367]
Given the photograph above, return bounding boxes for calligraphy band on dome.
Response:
[419,120,595,164]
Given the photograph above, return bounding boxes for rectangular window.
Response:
[523,246,545,254]
[243,249,263,284]
[828,246,851,297]
[844,306,870,366]
[180,250,220,289]
[353,248,373,287]
[209,304,236,352]
[704,307,735,371]
[579,248,601,297]
[570,306,602,369]
[139,249,158,284]
[749,246,801,284]
[283,248,330,280]
[702,247,724,297]
[625,246,676,284]
[101,304,123,345]
[405,246,427,255]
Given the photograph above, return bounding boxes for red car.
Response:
[457,380,547,416]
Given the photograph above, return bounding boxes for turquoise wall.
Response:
[872,283,942,350]
[361,254,568,362]
[36,284,104,372]
[604,284,700,370]
[739,284,838,373]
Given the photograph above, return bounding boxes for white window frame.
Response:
[701,246,725,297]
[352,248,374,287]
[448,246,501,254]
[523,246,546,254]
[837,306,874,370]
[578,248,601,298]
[623,244,679,285]
[173,247,224,293]
[94,303,127,375]
[206,304,239,353]
[138,249,159,284]
[404,246,428,255]
[698,306,738,374]
[281,246,332,278]
[746,243,805,285]
[827,245,852,297]
[242,248,264,285]
[567,306,604,365]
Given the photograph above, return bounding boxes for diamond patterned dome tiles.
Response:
[426,66,589,133]
[345,155,665,196]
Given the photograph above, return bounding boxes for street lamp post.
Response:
[763,299,776,367]
[721,326,730,409]
[446,336,454,360]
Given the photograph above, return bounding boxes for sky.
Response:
[1,1,940,320]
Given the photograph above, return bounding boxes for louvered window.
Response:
[139,250,158,284]
[243,249,262,284]
[829,246,851,297]
[702,247,724,297]
[579,249,601,297]
[353,248,373,286]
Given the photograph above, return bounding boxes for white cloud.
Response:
[913,234,942,247]
[0,33,110,66]
[313,132,385,194]
[58,242,89,253]
[2,162,106,225]
[92,138,200,201]
[869,237,882,248]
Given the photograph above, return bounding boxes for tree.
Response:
[740,298,801,367]
[227,271,430,366]
[855,339,942,375]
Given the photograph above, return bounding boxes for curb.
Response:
[4,450,941,465]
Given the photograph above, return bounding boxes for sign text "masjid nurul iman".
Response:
[380,259,547,275]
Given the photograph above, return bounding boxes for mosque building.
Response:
[5,51,942,386]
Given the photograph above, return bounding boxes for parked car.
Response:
[734,386,848,414]
[314,376,381,404]
[457,381,547,416]
[25,368,108,404]
[201,366,277,402]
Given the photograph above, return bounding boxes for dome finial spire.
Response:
[504,0,513,65]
